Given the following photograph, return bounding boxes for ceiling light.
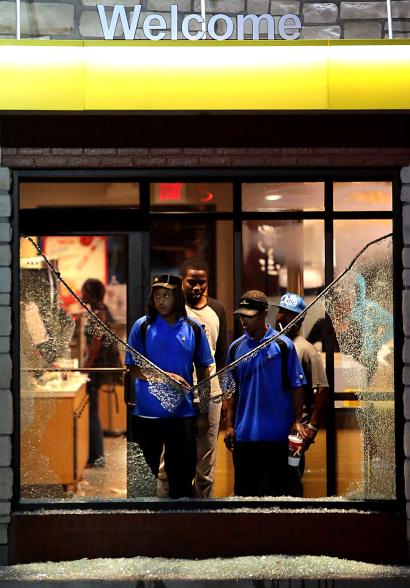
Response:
[265,194,282,201]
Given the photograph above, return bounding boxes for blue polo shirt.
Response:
[229,325,306,443]
[125,314,214,418]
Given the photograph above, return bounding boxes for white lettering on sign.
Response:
[97,5,302,41]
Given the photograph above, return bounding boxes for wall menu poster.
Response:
[43,236,108,312]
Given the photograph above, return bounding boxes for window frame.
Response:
[12,167,404,513]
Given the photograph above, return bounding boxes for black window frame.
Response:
[12,167,404,513]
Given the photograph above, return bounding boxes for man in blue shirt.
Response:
[224,290,307,497]
[125,274,214,498]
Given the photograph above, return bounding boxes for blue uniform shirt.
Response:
[125,314,214,418]
[229,325,306,443]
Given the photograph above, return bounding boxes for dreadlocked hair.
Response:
[146,285,187,320]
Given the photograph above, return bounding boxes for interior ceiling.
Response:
[1,113,410,149]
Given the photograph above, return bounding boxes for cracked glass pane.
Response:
[19,227,395,502]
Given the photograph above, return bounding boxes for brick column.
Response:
[0,148,12,565]
[401,166,410,555]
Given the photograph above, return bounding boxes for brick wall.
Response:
[0,0,409,40]
[3,146,410,168]
[0,152,12,566]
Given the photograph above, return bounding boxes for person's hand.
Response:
[292,420,308,440]
[221,400,229,422]
[224,427,235,451]
[165,372,190,389]
[303,422,318,442]
[195,413,209,437]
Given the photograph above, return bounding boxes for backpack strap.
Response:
[276,336,291,391]
[185,318,202,360]
[227,334,291,396]
[229,338,243,366]
[227,337,244,396]
[140,317,151,355]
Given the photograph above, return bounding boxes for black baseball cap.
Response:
[234,291,268,317]
[151,274,182,290]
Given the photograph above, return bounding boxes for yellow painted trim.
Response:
[0,41,410,111]
[328,44,410,110]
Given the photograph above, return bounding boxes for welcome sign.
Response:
[97,5,302,41]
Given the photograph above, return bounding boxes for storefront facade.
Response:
[1,2,410,567]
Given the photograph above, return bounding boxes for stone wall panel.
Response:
[0,196,11,219]
[0,502,10,516]
[0,3,75,36]
[392,1,410,18]
[0,390,12,435]
[300,24,341,38]
[340,2,388,20]
[82,0,139,5]
[384,19,410,32]
[213,0,245,11]
[0,246,11,268]
[404,204,410,245]
[1,0,410,39]
[401,167,410,184]
[405,458,410,500]
[404,290,410,336]
[0,3,15,36]
[401,184,410,202]
[344,21,382,38]
[0,270,11,295]
[0,437,11,467]
[194,0,213,10]
[303,3,339,24]
[0,337,10,353]
[405,422,410,458]
[0,224,11,244]
[404,385,410,419]
[270,1,301,15]
[80,9,123,38]
[0,169,10,193]
[148,0,192,10]
[404,269,410,287]
[0,354,11,389]
[248,0,270,12]
[403,338,410,363]
[0,468,12,501]
[0,524,7,545]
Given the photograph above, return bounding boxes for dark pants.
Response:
[233,441,288,497]
[287,454,304,498]
[131,415,196,499]
[87,381,104,464]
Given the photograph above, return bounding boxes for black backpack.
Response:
[229,335,291,391]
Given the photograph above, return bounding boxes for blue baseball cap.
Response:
[277,292,306,314]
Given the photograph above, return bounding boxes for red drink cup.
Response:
[288,434,304,466]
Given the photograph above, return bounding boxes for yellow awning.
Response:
[0,40,410,111]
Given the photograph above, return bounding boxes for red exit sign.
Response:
[159,183,182,201]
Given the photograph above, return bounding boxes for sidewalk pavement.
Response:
[1,554,410,586]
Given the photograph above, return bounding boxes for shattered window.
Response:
[330,221,394,498]
[19,179,396,504]
[20,236,129,500]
